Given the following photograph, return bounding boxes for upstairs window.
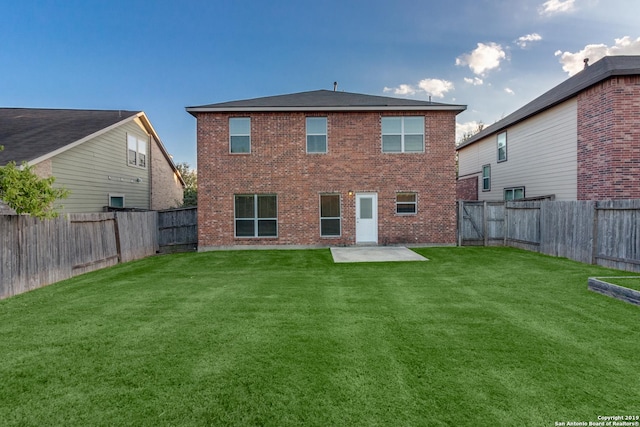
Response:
[235,194,277,237]
[497,131,507,162]
[307,117,327,153]
[230,117,251,153]
[396,193,417,214]
[482,165,491,191]
[382,117,424,153]
[127,134,147,168]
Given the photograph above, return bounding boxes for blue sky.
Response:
[2,0,638,168]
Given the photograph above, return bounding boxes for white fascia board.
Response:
[186,105,467,113]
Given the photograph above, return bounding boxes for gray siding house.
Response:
[0,108,185,213]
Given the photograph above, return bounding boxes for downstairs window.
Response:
[235,194,277,237]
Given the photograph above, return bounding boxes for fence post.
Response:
[503,202,508,246]
[457,201,463,247]
[483,201,488,247]
[113,213,122,263]
[591,201,599,265]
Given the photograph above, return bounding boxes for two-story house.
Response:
[457,55,640,201]
[187,89,465,249]
[0,108,185,213]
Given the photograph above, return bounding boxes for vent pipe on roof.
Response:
[333,81,338,91]
[584,58,589,69]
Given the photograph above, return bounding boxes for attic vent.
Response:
[584,58,589,68]
[333,81,338,91]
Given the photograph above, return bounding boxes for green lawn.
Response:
[600,277,640,292]
[1,247,639,426]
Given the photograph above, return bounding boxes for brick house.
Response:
[457,55,640,201]
[187,90,466,249]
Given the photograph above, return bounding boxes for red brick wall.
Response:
[456,176,478,200]
[196,110,458,247]
[577,76,640,200]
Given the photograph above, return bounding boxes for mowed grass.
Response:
[1,247,639,426]
[601,276,640,292]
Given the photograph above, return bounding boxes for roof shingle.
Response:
[0,108,139,164]
[187,89,466,113]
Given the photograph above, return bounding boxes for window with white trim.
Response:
[230,117,251,153]
[127,134,147,168]
[504,187,524,201]
[234,194,277,237]
[307,117,327,153]
[482,165,491,191]
[382,116,424,153]
[108,194,124,208]
[497,131,507,162]
[396,193,417,214]
[320,194,340,237]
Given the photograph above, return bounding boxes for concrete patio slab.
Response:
[330,246,428,263]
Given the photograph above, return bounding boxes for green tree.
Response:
[176,162,197,207]
[0,146,69,218]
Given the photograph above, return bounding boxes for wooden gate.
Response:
[457,201,505,246]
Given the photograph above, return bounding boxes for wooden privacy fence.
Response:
[157,207,197,253]
[0,211,158,300]
[458,199,640,272]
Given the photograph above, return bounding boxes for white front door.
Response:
[356,193,378,244]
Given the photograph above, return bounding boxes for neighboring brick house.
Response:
[0,108,185,213]
[187,90,466,249]
[457,55,640,201]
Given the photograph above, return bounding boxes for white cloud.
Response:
[516,33,542,48]
[418,78,454,98]
[456,42,506,76]
[504,88,515,95]
[554,36,640,76]
[384,78,454,99]
[383,84,417,95]
[539,0,576,16]
[464,77,483,86]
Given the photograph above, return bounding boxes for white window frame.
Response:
[320,194,341,237]
[234,194,278,238]
[127,134,147,168]
[504,187,525,201]
[482,165,491,191]
[108,193,125,208]
[306,117,327,153]
[396,192,417,215]
[229,117,251,154]
[382,116,424,153]
[497,131,507,162]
